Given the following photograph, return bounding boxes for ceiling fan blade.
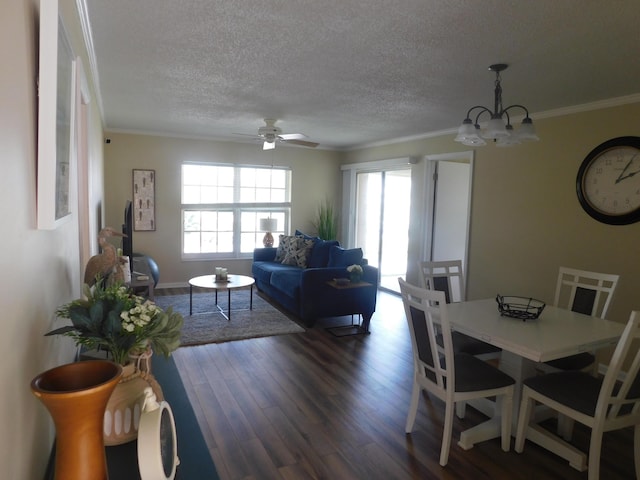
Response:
[233,133,261,139]
[282,139,319,148]
[278,133,307,141]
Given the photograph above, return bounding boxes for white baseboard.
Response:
[156,281,190,289]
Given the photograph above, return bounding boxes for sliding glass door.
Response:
[354,168,411,293]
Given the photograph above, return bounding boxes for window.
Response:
[181,163,290,259]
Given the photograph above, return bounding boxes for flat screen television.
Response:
[122,200,133,271]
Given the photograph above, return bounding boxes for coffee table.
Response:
[188,274,255,320]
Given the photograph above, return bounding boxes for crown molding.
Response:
[348,93,640,151]
[76,0,105,123]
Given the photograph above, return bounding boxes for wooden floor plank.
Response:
[160,288,636,480]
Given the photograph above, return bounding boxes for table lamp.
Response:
[259,218,277,247]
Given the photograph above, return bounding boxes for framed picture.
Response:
[37,0,76,229]
[133,169,156,231]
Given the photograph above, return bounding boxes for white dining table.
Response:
[444,297,625,453]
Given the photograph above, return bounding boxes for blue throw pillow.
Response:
[327,246,363,268]
[295,230,339,268]
[308,239,339,268]
[294,229,315,240]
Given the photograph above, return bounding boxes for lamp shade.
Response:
[482,117,509,139]
[259,218,277,232]
[517,117,539,141]
[496,124,520,147]
[462,136,487,147]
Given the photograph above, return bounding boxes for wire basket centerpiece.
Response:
[496,295,545,321]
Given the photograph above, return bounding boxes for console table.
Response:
[44,356,219,480]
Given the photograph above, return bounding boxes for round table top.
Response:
[188,274,255,290]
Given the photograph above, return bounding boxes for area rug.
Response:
[154,289,305,346]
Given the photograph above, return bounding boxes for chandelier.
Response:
[454,64,539,147]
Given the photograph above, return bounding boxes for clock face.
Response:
[577,136,640,225]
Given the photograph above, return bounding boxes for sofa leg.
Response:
[360,313,373,333]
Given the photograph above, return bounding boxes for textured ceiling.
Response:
[83,0,640,150]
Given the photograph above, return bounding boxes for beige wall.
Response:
[1,1,105,478]
[343,102,640,333]
[103,133,343,285]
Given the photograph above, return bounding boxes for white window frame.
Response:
[181,162,291,260]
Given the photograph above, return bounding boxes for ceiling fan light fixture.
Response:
[237,119,319,151]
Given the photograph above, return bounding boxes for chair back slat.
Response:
[399,278,452,391]
[595,312,640,422]
[554,267,619,319]
[418,260,466,303]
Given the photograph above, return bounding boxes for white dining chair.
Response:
[515,311,640,480]
[418,260,502,361]
[398,278,515,466]
[543,266,619,372]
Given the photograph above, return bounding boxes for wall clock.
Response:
[576,136,640,225]
[138,388,179,480]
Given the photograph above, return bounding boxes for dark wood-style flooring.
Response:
[157,287,636,479]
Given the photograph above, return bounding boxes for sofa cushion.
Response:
[252,261,276,286]
[282,238,315,268]
[274,235,300,263]
[308,238,339,268]
[327,246,364,268]
[270,269,302,298]
[295,230,339,268]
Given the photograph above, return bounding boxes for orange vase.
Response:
[31,360,122,480]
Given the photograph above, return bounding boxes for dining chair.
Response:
[418,260,501,361]
[398,278,515,466]
[515,311,640,480]
[543,266,620,372]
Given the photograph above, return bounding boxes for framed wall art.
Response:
[37,0,76,229]
[133,169,156,231]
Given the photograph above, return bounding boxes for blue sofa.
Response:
[252,235,378,330]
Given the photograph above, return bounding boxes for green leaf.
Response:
[103,309,123,338]
[44,326,77,336]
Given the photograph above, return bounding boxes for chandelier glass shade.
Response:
[454,64,539,147]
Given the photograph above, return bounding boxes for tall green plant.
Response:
[313,198,338,240]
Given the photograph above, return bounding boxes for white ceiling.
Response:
[82,0,640,150]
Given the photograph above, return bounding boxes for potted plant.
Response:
[48,281,183,365]
[46,280,184,445]
[313,198,338,240]
[347,264,363,283]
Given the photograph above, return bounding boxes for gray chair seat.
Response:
[523,371,602,416]
[437,331,502,356]
[544,352,595,371]
[454,353,515,392]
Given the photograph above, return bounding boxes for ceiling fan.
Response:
[235,119,319,150]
